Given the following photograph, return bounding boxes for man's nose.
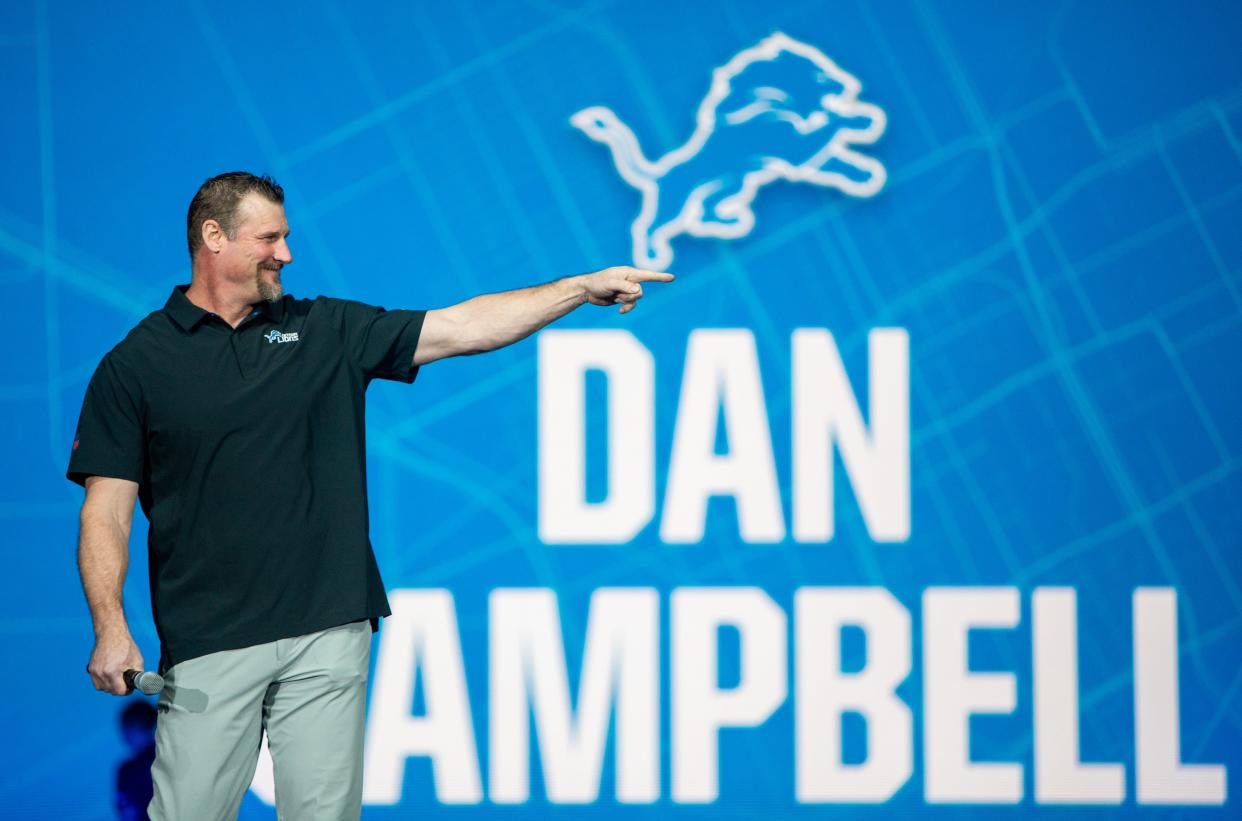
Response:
[275,237,293,265]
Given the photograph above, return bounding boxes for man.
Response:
[69,171,672,820]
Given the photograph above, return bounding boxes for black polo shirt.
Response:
[67,284,426,672]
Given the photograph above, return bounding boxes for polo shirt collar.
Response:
[164,284,286,331]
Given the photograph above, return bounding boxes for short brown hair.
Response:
[186,171,285,259]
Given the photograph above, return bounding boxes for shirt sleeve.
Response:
[331,298,427,384]
[66,353,146,487]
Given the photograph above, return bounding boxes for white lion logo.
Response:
[572,32,887,270]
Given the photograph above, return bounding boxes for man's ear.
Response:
[202,219,225,254]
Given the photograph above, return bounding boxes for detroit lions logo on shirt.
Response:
[264,330,300,344]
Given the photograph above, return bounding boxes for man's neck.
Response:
[184,278,258,329]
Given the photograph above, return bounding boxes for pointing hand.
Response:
[583,266,675,314]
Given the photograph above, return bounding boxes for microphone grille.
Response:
[135,671,165,695]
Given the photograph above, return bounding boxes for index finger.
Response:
[624,268,675,283]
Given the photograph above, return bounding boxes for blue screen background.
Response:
[2,1,1239,817]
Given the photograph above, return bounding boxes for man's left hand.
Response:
[582,266,675,314]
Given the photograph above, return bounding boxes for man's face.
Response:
[218,192,293,303]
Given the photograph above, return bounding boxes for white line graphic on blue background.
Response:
[572,32,888,270]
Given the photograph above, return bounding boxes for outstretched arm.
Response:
[413,265,674,365]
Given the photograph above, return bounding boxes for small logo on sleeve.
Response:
[264,330,300,344]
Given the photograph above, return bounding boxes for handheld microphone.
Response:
[124,669,165,696]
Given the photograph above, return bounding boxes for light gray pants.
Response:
[148,620,372,821]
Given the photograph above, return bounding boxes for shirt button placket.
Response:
[230,330,253,379]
